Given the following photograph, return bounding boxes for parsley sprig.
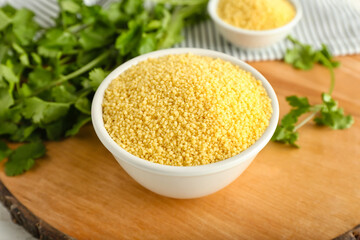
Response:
[0,0,208,176]
[271,36,354,147]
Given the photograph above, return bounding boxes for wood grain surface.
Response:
[1,56,359,240]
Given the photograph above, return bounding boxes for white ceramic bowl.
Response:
[208,0,302,48]
[92,48,279,199]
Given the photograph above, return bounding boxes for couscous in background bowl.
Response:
[208,0,302,48]
[91,48,279,199]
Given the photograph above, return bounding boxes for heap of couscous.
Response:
[217,0,296,30]
[102,54,272,166]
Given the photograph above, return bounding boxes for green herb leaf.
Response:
[39,29,78,54]
[51,84,77,103]
[17,83,32,98]
[138,34,157,55]
[28,67,53,89]
[0,64,19,91]
[284,44,315,70]
[10,125,37,142]
[44,119,66,140]
[37,45,61,58]
[65,115,91,137]
[271,96,311,147]
[123,0,144,15]
[75,97,91,115]
[314,93,354,129]
[0,121,18,135]
[30,52,42,65]
[12,8,39,46]
[88,68,106,90]
[272,126,299,147]
[318,44,340,68]
[285,36,340,71]
[0,87,13,115]
[60,0,81,14]
[79,29,110,50]
[0,140,12,162]
[23,97,70,124]
[0,9,12,30]
[5,141,46,176]
[115,22,143,55]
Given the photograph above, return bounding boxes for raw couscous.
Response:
[102,53,272,166]
[217,0,296,30]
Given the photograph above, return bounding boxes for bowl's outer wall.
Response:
[215,24,291,48]
[116,154,257,199]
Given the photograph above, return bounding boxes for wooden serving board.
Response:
[1,56,360,240]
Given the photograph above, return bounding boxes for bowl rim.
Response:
[91,48,279,177]
[207,0,302,36]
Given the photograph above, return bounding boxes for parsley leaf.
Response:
[272,126,299,147]
[0,9,12,30]
[0,64,19,92]
[51,84,77,103]
[22,97,70,125]
[75,97,91,115]
[0,121,18,135]
[314,93,354,129]
[28,67,53,90]
[284,42,315,70]
[10,125,37,142]
[5,141,46,176]
[318,44,340,68]
[88,68,106,90]
[271,96,311,147]
[12,8,39,46]
[60,0,81,14]
[138,34,157,55]
[0,140,12,162]
[284,36,340,71]
[65,115,91,137]
[115,20,143,56]
[0,87,14,115]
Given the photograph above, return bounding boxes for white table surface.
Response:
[0,203,36,240]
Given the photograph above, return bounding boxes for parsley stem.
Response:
[293,111,318,132]
[19,50,111,100]
[62,50,110,81]
[316,52,336,95]
[68,24,89,34]
[76,87,93,98]
[287,35,302,46]
[59,55,73,65]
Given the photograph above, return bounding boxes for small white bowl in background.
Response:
[208,0,302,49]
[92,48,279,199]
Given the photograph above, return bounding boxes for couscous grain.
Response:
[102,54,272,166]
[217,0,296,30]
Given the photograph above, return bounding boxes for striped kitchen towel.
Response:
[1,0,359,61]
